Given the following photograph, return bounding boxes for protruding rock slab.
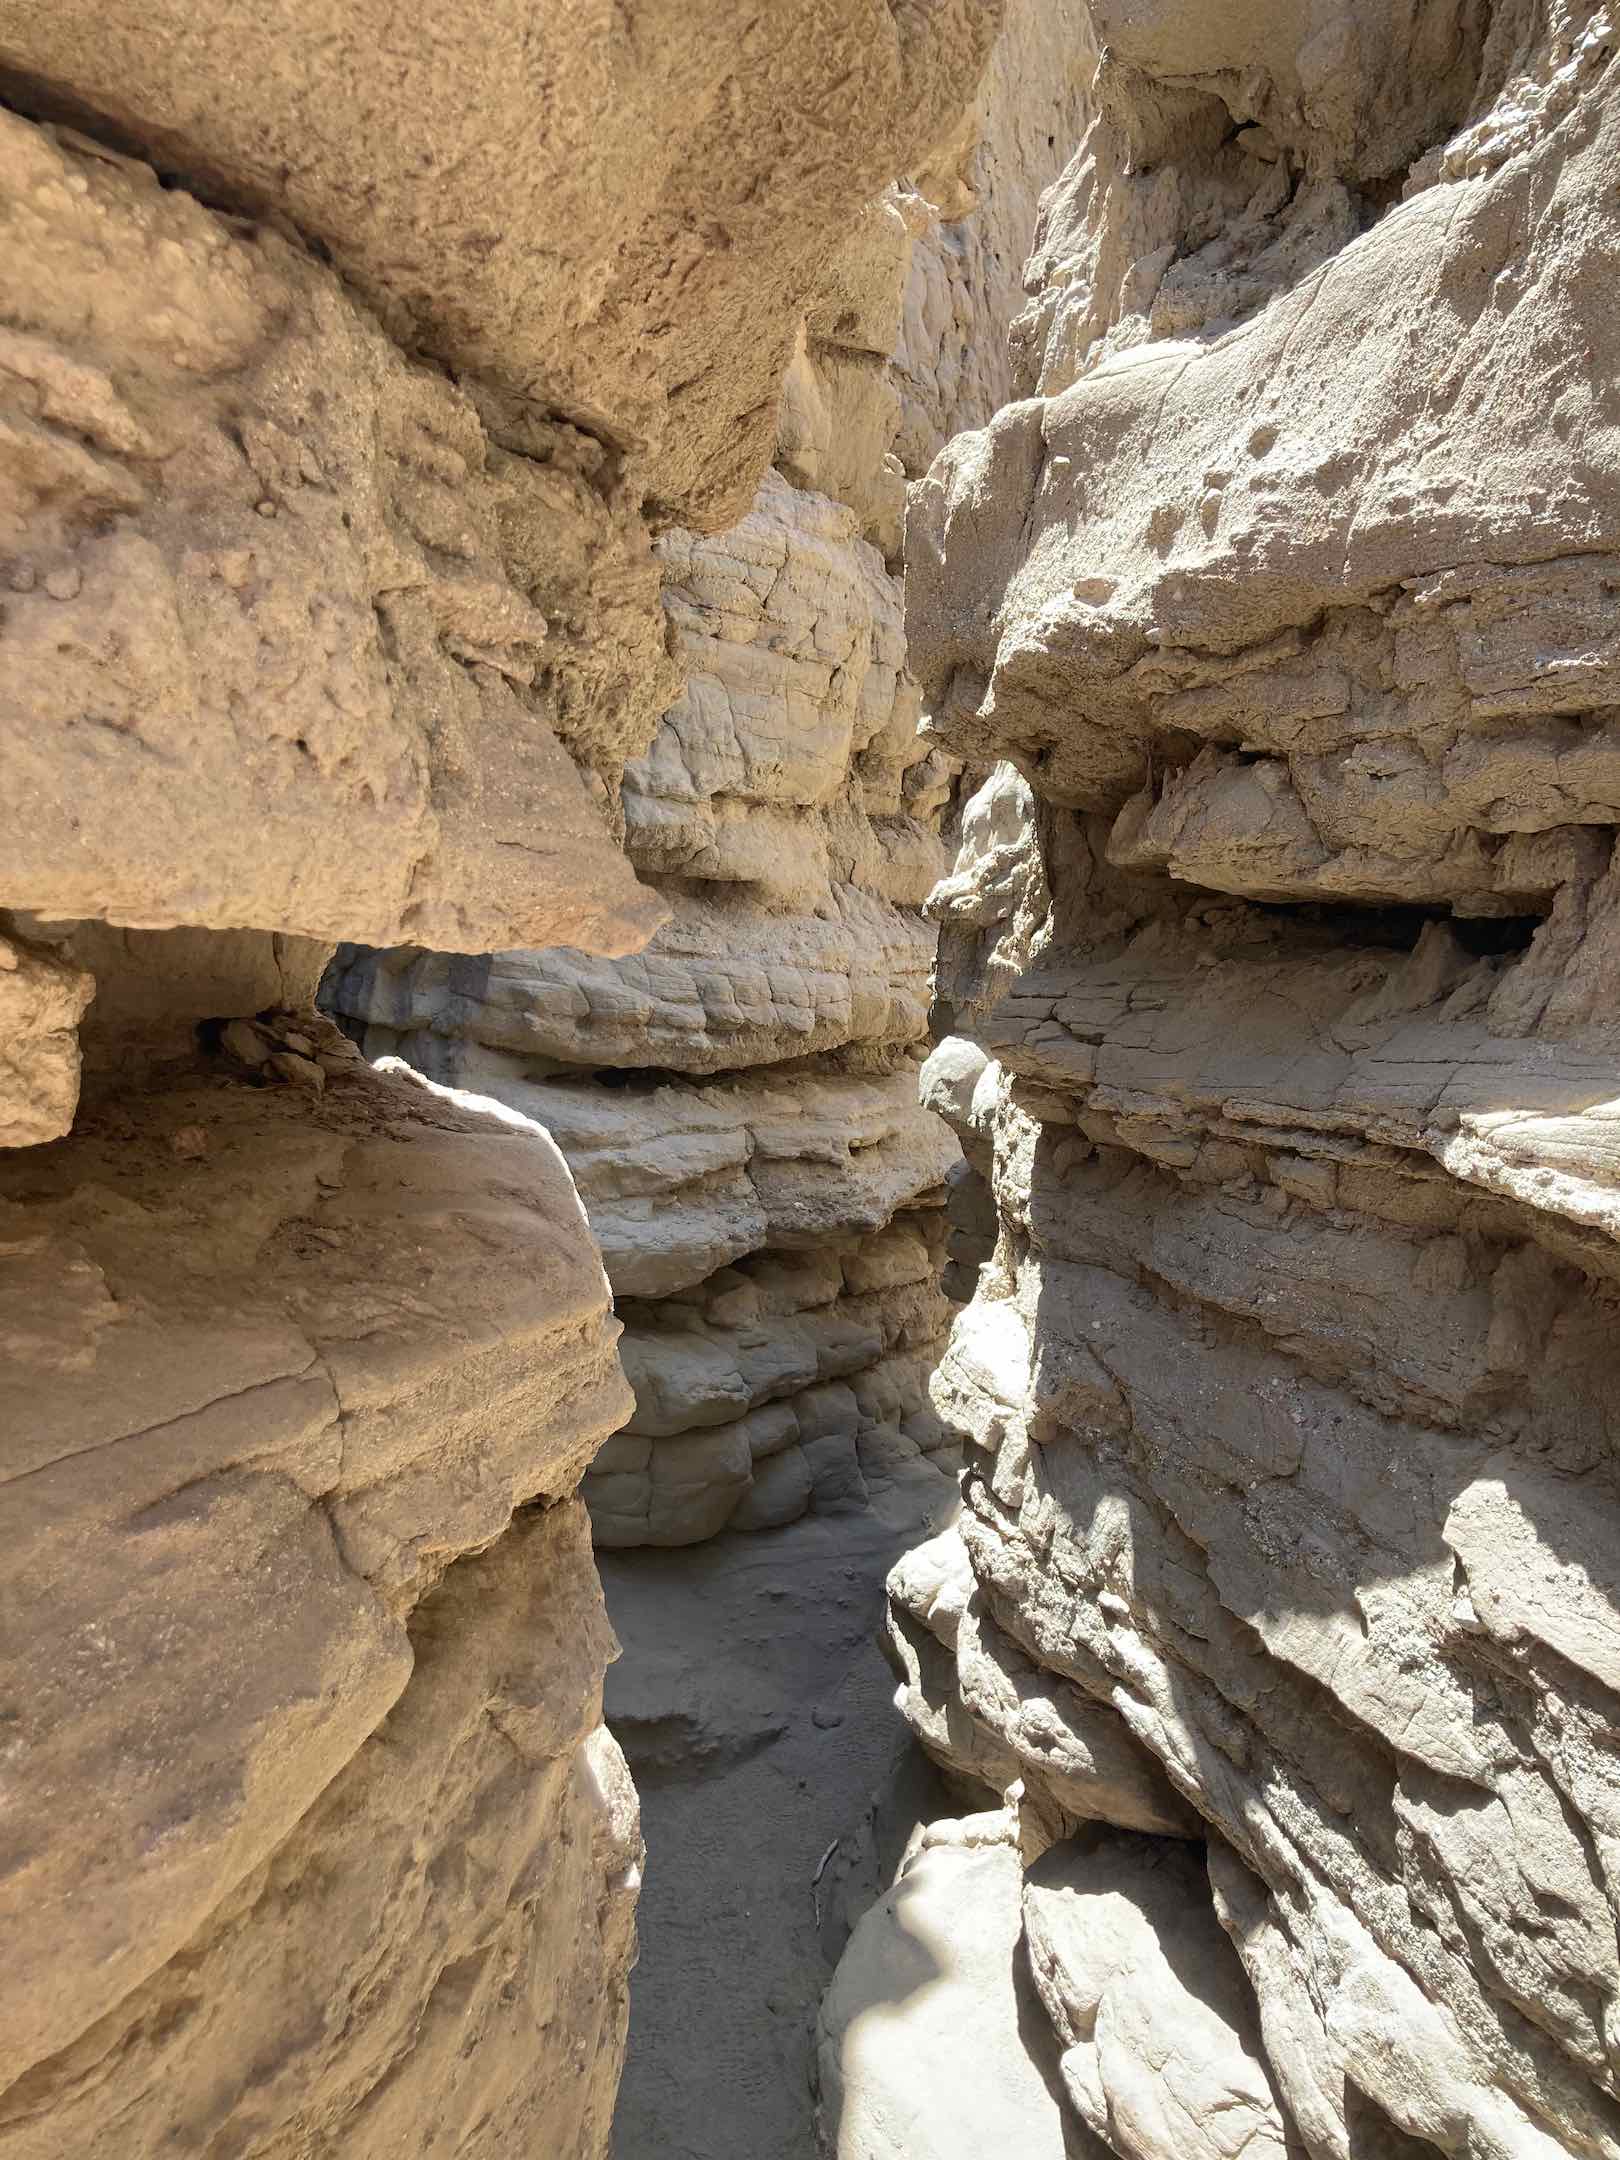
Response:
[816,1825,1072,2160]
[328,885,938,1079]
[0,110,664,957]
[0,1049,627,2101]
[884,1523,1201,1841]
[0,0,1000,528]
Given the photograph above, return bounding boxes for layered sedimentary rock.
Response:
[328,3,1094,1571]
[320,15,1091,2155]
[323,91,1080,1549]
[326,449,968,1544]
[0,6,1003,2152]
[828,8,1620,2160]
[0,1021,641,2156]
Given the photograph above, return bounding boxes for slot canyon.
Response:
[3,3,1620,2157]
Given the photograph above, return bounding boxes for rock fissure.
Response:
[8,3,1620,2158]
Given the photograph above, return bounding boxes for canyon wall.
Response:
[822,5,1620,2158]
[0,7,1002,2154]
[324,12,1091,2149]
[11,5,1620,2157]
[326,0,1090,1563]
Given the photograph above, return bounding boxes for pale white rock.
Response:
[1023,1828,1292,2160]
[816,1830,1072,2160]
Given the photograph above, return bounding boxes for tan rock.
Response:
[0,113,663,957]
[0,0,999,530]
[327,883,938,1079]
[0,928,93,1146]
[0,1055,626,2093]
[588,1229,955,1547]
[0,1,1029,2151]
[631,474,942,904]
[0,1504,642,2159]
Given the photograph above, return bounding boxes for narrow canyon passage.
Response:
[6,5,1620,2160]
[599,1506,954,2160]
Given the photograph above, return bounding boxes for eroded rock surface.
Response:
[816,1815,1074,2160]
[0,1,1000,532]
[828,8,1620,2160]
[325,11,1092,2153]
[0,5,1005,2153]
[326,191,996,1557]
[0,110,663,957]
[0,1042,637,2150]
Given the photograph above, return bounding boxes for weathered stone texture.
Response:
[826,8,1620,2160]
[323,96,1059,1556]
[0,1042,636,2140]
[0,928,93,1145]
[0,111,665,957]
[0,3,1006,2152]
[0,0,1000,532]
[0,1503,640,2160]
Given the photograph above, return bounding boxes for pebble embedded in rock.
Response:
[220,1018,272,1067]
[267,1049,326,1093]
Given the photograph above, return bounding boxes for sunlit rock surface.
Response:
[0,2,1002,2150]
[828,7,1620,2159]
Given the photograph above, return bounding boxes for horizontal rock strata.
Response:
[326,254,982,1555]
[320,16,1093,2151]
[827,9,1620,2160]
[328,1,1093,1580]
[0,1037,636,2147]
[0,5,1002,2152]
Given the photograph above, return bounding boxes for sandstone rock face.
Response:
[824,9,1620,2160]
[0,0,1000,532]
[0,110,663,958]
[1022,1830,1292,2160]
[323,12,1091,2152]
[328,219,977,1557]
[0,928,93,1145]
[0,6,1003,2153]
[816,1817,1074,2160]
[0,1040,638,2150]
